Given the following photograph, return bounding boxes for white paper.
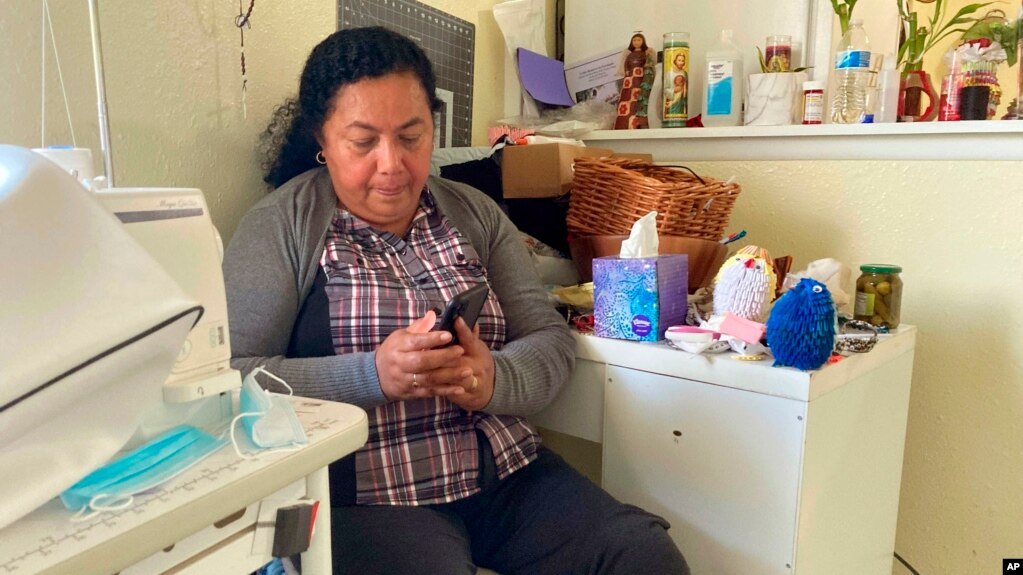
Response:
[493,0,547,117]
[564,49,624,105]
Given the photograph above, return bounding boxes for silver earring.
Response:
[315,151,326,165]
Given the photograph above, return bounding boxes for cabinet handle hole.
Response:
[672,430,682,437]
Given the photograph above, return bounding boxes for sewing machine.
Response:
[94,185,243,436]
[94,187,241,397]
[1,147,368,573]
[0,146,241,529]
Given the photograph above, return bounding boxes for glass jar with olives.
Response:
[854,264,903,328]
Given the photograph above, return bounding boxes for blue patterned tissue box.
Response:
[593,255,688,341]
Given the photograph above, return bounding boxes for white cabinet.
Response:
[604,365,806,574]
[533,327,915,575]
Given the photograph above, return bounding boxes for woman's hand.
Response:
[374,311,470,401]
[443,317,496,412]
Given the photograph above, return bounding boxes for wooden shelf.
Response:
[581,121,1023,161]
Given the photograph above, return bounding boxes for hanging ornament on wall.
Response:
[235,0,255,119]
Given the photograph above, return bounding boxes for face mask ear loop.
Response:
[70,505,100,523]
[229,411,266,460]
[261,444,306,456]
[229,411,306,461]
[255,367,295,397]
[69,493,134,523]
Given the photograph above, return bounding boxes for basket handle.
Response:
[659,164,707,185]
[657,164,720,216]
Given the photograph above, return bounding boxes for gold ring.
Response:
[412,373,419,388]
[470,376,478,392]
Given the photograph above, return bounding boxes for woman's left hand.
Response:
[445,317,495,412]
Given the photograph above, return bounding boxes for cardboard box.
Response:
[502,144,611,199]
[501,144,653,199]
[593,255,688,342]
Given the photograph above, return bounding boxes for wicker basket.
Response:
[566,158,741,241]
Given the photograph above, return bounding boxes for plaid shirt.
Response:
[321,189,540,505]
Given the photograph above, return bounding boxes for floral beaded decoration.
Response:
[235,0,255,119]
[766,278,836,371]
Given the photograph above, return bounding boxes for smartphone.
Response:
[433,284,490,344]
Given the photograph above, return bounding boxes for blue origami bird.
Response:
[766,278,836,371]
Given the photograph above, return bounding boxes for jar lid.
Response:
[803,80,825,90]
[860,264,902,273]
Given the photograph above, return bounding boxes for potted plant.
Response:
[963,12,1021,117]
[830,0,860,36]
[895,0,999,120]
[744,47,813,125]
[962,12,1020,67]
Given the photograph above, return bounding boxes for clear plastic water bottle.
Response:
[830,19,871,123]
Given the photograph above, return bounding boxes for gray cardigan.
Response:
[223,168,575,415]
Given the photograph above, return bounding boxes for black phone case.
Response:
[434,284,490,344]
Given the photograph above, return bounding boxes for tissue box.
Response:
[593,255,688,341]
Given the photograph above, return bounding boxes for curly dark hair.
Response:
[261,26,444,188]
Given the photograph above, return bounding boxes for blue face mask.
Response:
[60,424,227,519]
[230,367,308,459]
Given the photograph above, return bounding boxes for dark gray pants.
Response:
[331,447,689,575]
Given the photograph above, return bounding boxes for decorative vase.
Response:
[744,72,807,126]
[899,70,937,122]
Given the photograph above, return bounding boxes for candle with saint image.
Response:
[765,35,792,72]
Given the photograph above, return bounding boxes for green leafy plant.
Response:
[755,46,813,73]
[895,0,999,71]
[830,0,859,36]
[962,14,1020,67]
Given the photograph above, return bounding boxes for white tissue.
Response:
[781,258,853,317]
[619,211,659,258]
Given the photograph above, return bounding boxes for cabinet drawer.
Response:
[121,479,307,575]
[602,365,806,575]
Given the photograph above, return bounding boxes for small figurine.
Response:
[614,33,656,130]
[712,245,776,323]
[766,278,836,371]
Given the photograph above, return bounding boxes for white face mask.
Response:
[230,367,308,459]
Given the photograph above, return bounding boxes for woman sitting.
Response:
[224,25,689,575]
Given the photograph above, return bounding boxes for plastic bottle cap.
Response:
[803,81,825,91]
[849,18,863,26]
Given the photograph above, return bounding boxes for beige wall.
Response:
[0,0,528,241]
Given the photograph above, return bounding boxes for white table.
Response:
[532,327,916,575]
[0,397,367,575]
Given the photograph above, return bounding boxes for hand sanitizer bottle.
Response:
[702,29,744,127]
